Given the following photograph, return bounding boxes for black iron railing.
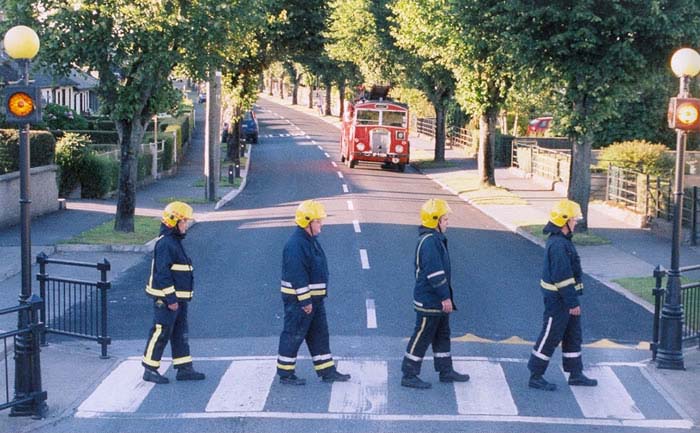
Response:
[0,297,47,414]
[36,253,111,358]
[652,265,700,358]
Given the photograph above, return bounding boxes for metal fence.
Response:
[511,140,571,184]
[36,253,111,358]
[415,117,436,137]
[0,297,47,414]
[651,266,700,358]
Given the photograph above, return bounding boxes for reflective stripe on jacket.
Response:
[540,222,583,308]
[281,227,329,306]
[413,226,454,315]
[145,224,194,303]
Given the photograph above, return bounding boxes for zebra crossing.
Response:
[74,355,694,429]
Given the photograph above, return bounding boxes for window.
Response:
[356,110,380,125]
[382,111,406,127]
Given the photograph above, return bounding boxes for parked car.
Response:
[527,116,552,136]
[242,110,259,144]
[198,93,206,104]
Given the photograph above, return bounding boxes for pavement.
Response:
[0,91,698,431]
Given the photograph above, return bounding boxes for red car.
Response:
[526,116,552,136]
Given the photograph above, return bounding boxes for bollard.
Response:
[228,165,234,184]
[235,162,241,178]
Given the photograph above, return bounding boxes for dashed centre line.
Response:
[342,184,349,193]
[331,161,338,168]
[366,299,377,329]
[360,249,370,269]
[318,145,323,150]
[347,200,354,210]
[353,220,361,233]
[324,152,330,158]
[337,172,344,179]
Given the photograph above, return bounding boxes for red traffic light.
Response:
[668,97,700,131]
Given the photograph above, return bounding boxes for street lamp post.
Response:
[3,25,47,417]
[657,48,700,370]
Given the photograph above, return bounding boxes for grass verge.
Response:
[431,170,527,205]
[192,177,242,188]
[157,196,214,204]
[612,276,696,305]
[62,216,161,245]
[519,224,610,246]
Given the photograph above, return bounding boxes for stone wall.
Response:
[0,165,59,228]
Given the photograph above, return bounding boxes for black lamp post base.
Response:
[656,350,685,370]
[9,396,48,419]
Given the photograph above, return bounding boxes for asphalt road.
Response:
[47,98,694,433]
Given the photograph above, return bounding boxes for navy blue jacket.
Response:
[412,226,454,315]
[280,227,329,307]
[540,222,583,308]
[145,224,194,304]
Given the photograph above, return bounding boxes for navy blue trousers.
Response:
[528,296,583,376]
[142,300,192,370]
[402,312,453,376]
[277,300,336,377]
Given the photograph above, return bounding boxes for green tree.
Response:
[509,0,700,229]
[31,0,262,232]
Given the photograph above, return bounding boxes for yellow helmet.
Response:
[295,200,327,228]
[549,199,582,227]
[162,201,193,228]
[420,198,451,228]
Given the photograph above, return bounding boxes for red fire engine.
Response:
[340,86,410,172]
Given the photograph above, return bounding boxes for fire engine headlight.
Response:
[396,131,405,140]
[395,144,404,153]
[356,143,366,151]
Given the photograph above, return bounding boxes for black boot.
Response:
[322,370,351,383]
[279,374,306,385]
[529,374,557,391]
[440,370,470,383]
[143,368,169,384]
[568,372,598,387]
[176,365,205,381]
[401,375,432,389]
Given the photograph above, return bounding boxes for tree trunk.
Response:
[512,113,519,136]
[568,134,593,232]
[478,109,497,186]
[279,73,284,99]
[268,74,273,96]
[291,77,299,105]
[308,86,314,109]
[227,105,241,161]
[324,84,332,116]
[339,80,346,120]
[434,102,447,162]
[114,119,146,232]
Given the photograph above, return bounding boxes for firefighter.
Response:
[142,201,205,384]
[276,200,351,385]
[528,199,598,391]
[401,198,470,389]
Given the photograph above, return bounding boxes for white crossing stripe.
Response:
[206,360,276,412]
[566,366,644,420]
[366,298,377,329]
[360,249,370,269]
[346,199,353,210]
[78,359,172,413]
[328,360,387,413]
[353,220,361,233]
[452,360,517,415]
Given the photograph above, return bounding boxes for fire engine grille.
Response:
[370,129,390,154]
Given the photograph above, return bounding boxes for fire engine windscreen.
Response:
[382,111,407,127]
[357,110,380,125]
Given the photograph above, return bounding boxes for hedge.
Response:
[63,130,119,145]
[597,140,674,176]
[0,129,56,174]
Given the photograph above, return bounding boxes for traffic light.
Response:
[668,97,700,131]
[3,85,42,125]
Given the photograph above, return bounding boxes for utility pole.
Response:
[204,70,222,202]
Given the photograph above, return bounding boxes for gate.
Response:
[36,253,111,358]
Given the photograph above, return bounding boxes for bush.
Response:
[80,154,118,198]
[0,129,56,174]
[43,104,89,130]
[63,130,119,145]
[597,140,674,176]
[55,132,92,196]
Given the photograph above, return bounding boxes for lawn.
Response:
[62,216,161,245]
[431,171,527,205]
[612,276,696,305]
[519,224,610,246]
[157,196,213,204]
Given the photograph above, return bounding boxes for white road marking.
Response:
[342,184,349,193]
[360,249,370,269]
[338,172,344,179]
[452,360,517,415]
[206,360,276,412]
[311,139,316,144]
[566,366,644,420]
[318,145,323,150]
[331,161,338,168]
[328,360,386,413]
[324,152,330,158]
[346,200,353,210]
[366,299,377,329]
[78,359,171,413]
[353,220,361,233]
